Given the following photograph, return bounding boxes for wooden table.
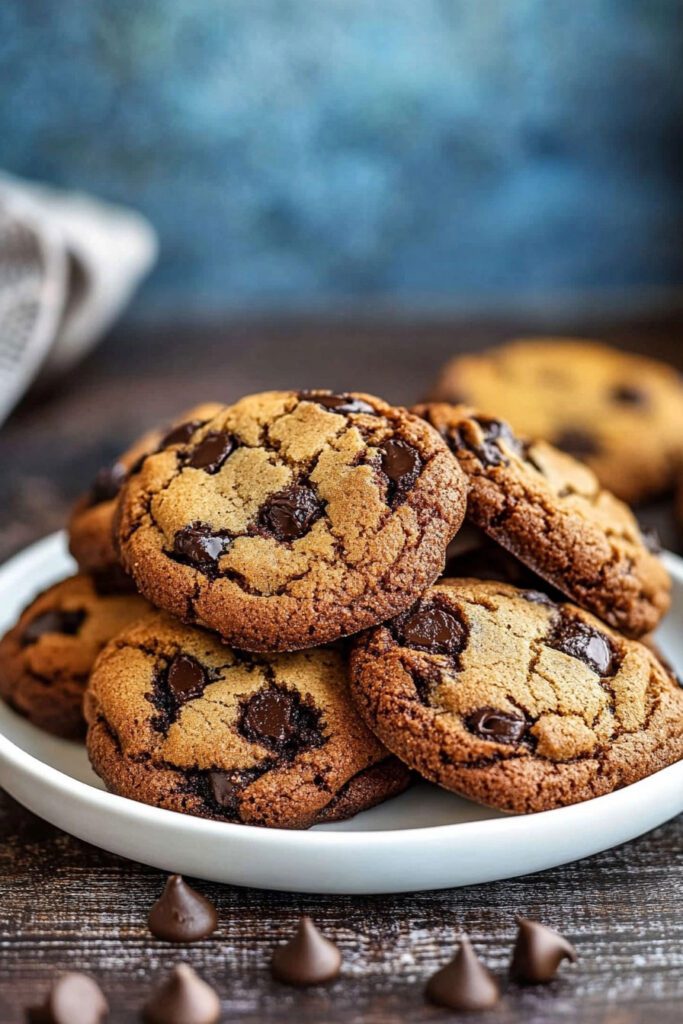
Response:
[1,315,683,1022]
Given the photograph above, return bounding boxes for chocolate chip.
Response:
[450,416,523,468]
[521,589,556,607]
[160,419,204,448]
[238,687,324,754]
[147,874,218,943]
[207,772,241,815]
[271,916,342,986]
[466,708,528,744]
[89,461,127,505]
[142,964,220,1024]
[610,384,647,406]
[173,523,229,570]
[260,485,323,541]
[22,609,86,646]
[553,427,601,458]
[188,431,234,472]
[380,439,422,502]
[510,916,577,984]
[397,605,467,656]
[166,655,207,705]
[425,934,501,1012]
[548,615,618,676]
[299,391,376,415]
[29,972,108,1024]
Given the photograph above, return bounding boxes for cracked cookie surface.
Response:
[115,390,467,651]
[69,403,224,576]
[0,575,150,739]
[427,338,683,504]
[414,402,670,638]
[349,579,683,813]
[85,612,411,829]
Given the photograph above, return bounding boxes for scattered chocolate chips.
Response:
[397,605,467,656]
[466,707,528,745]
[160,419,204,448]
[143,964,220,1024]
[548,615,618,676]
[259,485,323,541]
[29,972,108,1024]
[148,874,218,943]
[22,609,86,646]
[425,934,501,1012]
[553,427,601,458]
[166,655,208,706]
[238,687,324,754]
[510,916,577,984]
[610,383,647,406]
[299,391,376,415]
[380,439,422,503]
[173,524,230,570]
[271,916,342,986]
[89,461,127,506]
[188,431,235,473]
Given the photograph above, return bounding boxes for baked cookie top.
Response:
[427,338,683,504]
[0,575,150,739]
[85,612,406,829]
[350,579,683,814]
[115,390,467,651]
[68,403,224,574]
[414,402,670,637]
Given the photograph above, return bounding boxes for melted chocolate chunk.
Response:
[466,708,528,744]
[205,766,266,817]
[299,391,376,415]
[188,431,235,472]
[451,417,523,468]
[553,427,601,458]
[159,418,204,448]
[397,605,467,656]
[166,655,207,704]
[260,485,323,541]
[521,589,556,607]
[173,523,230,570]
[610,383,647,406]
[548,615,618,676]
[22,609,86,646]
[238,687,324,754]
[89,461,127,505]
[381,439,422,503]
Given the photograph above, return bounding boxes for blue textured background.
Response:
[1,1,681,318]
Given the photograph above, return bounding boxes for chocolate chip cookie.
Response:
[350,579,683,813]
[68,403,224,576]
[0,575,150,739]
[115,390,467,652]
[415,403,670,637]
[85,612,411,829]
[428,338,683,504]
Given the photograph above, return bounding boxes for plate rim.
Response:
[0,530,682,854]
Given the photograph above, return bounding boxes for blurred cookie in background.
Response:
[428,338,683,505]
[0,574,150,739]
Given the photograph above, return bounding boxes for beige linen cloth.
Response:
[0,174,156,425]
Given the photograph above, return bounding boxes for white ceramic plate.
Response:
[0,532,682,894]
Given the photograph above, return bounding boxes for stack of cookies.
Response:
[2,373,683,829]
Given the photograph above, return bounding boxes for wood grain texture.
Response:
[1,315,682,1022]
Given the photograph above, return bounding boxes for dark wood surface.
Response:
[1,314,683,1023]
